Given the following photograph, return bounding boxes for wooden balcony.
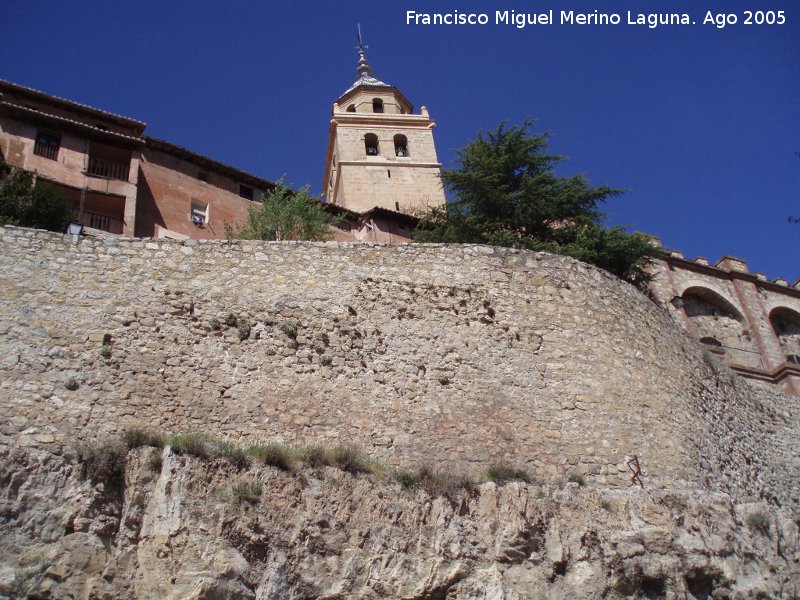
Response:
[75,210,123,234]
[87,157,129,181]
[33,140,59,160]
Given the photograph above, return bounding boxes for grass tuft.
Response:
[483,463,534,485]
[77,440,127,489]
[414,465,474,498]
[329,445,373,475]
[279,320,298,338]
[236,318,251,341]
[123,428,165,450]
[169,432,211,458]
[232,480,263,505]
[248,442,294,471]
[218,443,250,470]
[296,445,329,468]
[567,473,585,486]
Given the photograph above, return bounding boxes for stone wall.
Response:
[1,226,797,509]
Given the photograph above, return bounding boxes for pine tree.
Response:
[414,121,653,287]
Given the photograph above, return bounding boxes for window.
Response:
[347,104,356,112]
[394,134,409,157]
[34,131,60,161]
[239,184,254,201]
[788,355,800,365]
[372,98,384,113]
[191,199,208,226]
[364,133,379,156]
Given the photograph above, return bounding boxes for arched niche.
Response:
[680,287,754,354]
[393,134,408,157]
[769,307,800,360]
[364,133,379,156]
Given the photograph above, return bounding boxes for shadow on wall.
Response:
[134,167,166,238]
[681,286,759,366]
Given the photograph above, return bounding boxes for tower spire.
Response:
[355,23,372,80]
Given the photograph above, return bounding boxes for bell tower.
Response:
[322,32,446,215]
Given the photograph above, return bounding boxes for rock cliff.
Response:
[1,444,797,599]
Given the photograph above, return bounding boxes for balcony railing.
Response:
[75,210,123,234]
[33,140,59,160]
[87,157,129,181]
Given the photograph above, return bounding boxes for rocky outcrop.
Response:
[1,444,797,599]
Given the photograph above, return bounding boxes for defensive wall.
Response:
[1,225,798,509]
[649,247,800,396]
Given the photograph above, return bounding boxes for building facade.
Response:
[0,79,275,240]
[648,242,800,396]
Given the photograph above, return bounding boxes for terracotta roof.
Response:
[0,101,145,144]
[324,203,420,227]
[0,79,146,131]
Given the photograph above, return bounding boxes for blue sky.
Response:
[3,0,798,279]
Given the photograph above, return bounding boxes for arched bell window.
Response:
[364,133,379,156]
[393,134,409,157]
[372,98,384,113]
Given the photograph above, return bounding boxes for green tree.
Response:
[0,168,74,232]
[414,121,653,287]
[225,179,335,241]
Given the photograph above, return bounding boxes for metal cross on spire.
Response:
[357,23,368,55]
[354,23,373,79]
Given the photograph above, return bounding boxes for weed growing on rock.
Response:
[218,443,250,470]
[437,374,451,385]
[296,445,329,468]
[64,378,79,391]
[320,355,333,367]
[209,317,221,331]
[329,445,375,475]
[279,320,298,338]
[483,464,534,485]
[77,440,126,489]
[600,499,613,511]
[567,473,585,486]
[394,470,418,490]
[232,480,263,505]
[224,313,238,327]
[123,428,165,450]
[236,318,251,341]
[414,465,474,498]
[248,442,294,471]
[746,511,772,538]
[99,345,112,359]
[148,450,163,474]
[169,432,211,458]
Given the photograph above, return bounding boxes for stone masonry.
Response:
[1,225,798,511]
